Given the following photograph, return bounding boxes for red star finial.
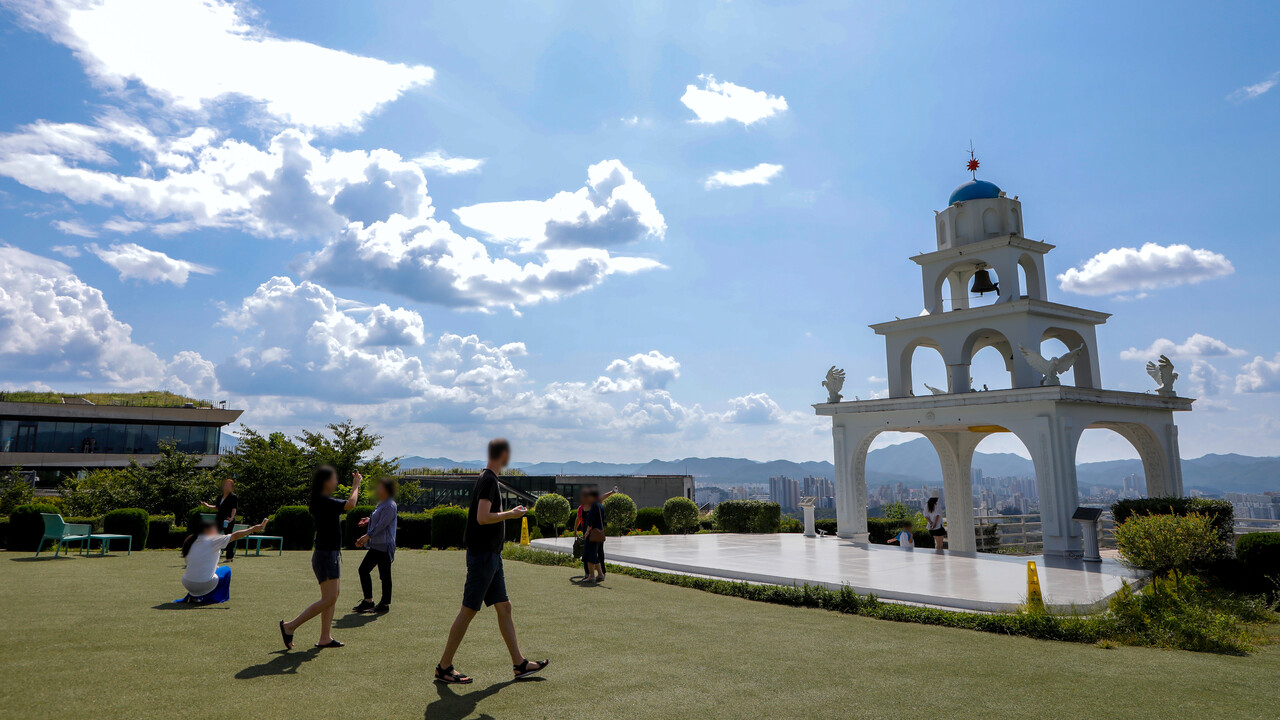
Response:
[967,141,979,179]
[967,157,980,173]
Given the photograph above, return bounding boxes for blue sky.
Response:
[1,0,1278,463]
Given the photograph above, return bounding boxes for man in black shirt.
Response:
[435,438,549,685]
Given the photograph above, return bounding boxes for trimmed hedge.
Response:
[1112,497,1235,556]
[0,517,8,549]
[9,503,59,552]
[186,506,213,533]
[815,518,839,536]
[147,515,176,549]
[102,508,149,552]
[1237,532,1280,594]
[267,506,314,550]
[714,500,781,533]
[432,506,467,549]
[397,512,431,549]
[344,505,376,549]
[635,507,667,534]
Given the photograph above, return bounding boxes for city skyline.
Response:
[1,2,1279,465]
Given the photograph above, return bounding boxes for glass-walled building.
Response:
[0,398,242,484]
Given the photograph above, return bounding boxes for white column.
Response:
[832,421,872,542]
[1015,415,1082,558]
[924,431,982,552]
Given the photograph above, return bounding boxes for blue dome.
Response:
[949,179,1001,205]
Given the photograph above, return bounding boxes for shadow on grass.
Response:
[152,602,228,610]
[424,677,543,720]
[235,648,321,679]
[333,612,379,629]
[568,577,612,590]
[9,555,75,562]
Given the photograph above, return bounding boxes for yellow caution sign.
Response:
[1026,560,1044,609]
[520,517,530,546]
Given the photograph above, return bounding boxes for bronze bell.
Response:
[970,268,999,296]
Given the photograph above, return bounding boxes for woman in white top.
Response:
[179,518,267,604]
[924,497,946,552]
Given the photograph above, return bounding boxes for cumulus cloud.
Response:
[88,242,214,285]
[1119,333,1246,361]
[1236,353,1280,394]
[704,163,784,189]
[680,74,787,126]
[6,0,433,131]
[1057,242,1233,296]
[1229,71,1280,102]
[413,150,484,175]
[723,392,785,424]
[592,351,680,393]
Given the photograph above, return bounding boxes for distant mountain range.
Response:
[395,437,1280,495]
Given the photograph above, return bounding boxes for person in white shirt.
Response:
[179,517,267,604]
[887,520,915,549]
[924,497,947,552]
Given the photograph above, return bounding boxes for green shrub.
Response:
[1236,532,1280,595]
[867,517,910,543]
[1114,512,1221,583]
[662,497,699,534]
[185,506,215,533]
[699,516,715,531]
[0,517,8,549]
[63,516,101,532]
[779,516,803,533]
[603,493,637,536]
[533,494,570,535]
[635,507,667,534]
[1112,497,1234,557]
[267,506,314,550]
[147,515,175,548]
[397,512,431,549]
[9,503,59,551]
[102,508,149,551]
[1107,574,1265,653]
[814,518,839,536]
[343,505,376,549]
[714,500,781,533]
[431,506,468,549]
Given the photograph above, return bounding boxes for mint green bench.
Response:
[36,514,92,557]
[232,523,284,556]
[87,533,132,556]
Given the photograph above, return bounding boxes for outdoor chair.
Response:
[35,514,92,557]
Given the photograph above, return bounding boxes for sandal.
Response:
[315,639,345,648]
[435,664,473,684]
[513,658,549,680]
[278,620,293,650]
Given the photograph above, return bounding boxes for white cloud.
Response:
[88,242,214,285]
[1229,71,1280,102]
[592,351,681,393]
[51,218,97,237]
[1236,353,1280,394]
[1057,242,1234,296]
[680,74,787,126]
[723,392,785,424]
[704,163,784,189]
[7,0,433,131]
[1119,333,1246,361]
[51,244,81,257]
[413,150,484,175]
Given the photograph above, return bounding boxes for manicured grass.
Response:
[2,549,1278,719]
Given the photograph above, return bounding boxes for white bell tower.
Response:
[816,155,1194,558]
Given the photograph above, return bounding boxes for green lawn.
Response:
[2,549,1277,719]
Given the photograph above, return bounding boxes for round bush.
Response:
[267,506,314,550]
[603,493,637,536]
[533,494,570,534]
[343,505,376,549]
[662,497,699,534]
[9,503,59,552]
[102,508,149,551]
[147,516,175,548]
[431,506,468,549]
[1115,512,1221,578]
[397,513,431,549]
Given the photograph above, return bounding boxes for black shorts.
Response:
[462,551,509,611]
[583,541,603,564]
[930,528,948,537]
[312,549,341,582]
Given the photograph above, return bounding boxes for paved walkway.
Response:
[531,533,1140,612]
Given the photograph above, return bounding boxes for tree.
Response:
[533,493,570,536]
[59,442,215,517]
[218,426,310,519]
[0,467,34,514]
[663,496,700,534]
[603,492,637,536]
[297,420,399,490]
[882,502,912,520]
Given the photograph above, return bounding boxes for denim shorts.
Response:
[462,551,508,611]
[312,549,341,583]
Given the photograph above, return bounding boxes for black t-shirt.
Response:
[464,469,504,553]
[310,495,346,551]
[583,502,605,532]
[214,492,238,526]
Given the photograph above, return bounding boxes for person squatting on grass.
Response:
[178,516,267,604]
[434,438,550,685]
[352,477,398,614]
[279,466,361,650]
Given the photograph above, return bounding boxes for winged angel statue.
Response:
[822,366,846,403]
[1147,355,1178,396]
[1018,345,1084,386]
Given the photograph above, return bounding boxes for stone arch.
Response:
[982,207,999,236]
[898,337,946,396]
[1040,326,1096,388]
[1083,421,1169,498]
[1018,252,1042,300]
[930,258,1003,313]
[1009,206,1021,235]
[960,327,1015,389]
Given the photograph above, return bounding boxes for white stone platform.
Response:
[530,533,1139,613]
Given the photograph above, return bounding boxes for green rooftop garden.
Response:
[0,390,212,408]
